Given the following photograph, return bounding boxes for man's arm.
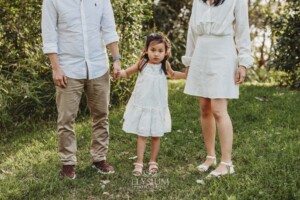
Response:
[100,0,121,79]
[48,53,67,88]
[42,0,66,87]
[107,42,121,79]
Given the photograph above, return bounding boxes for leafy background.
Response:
[0,1,299,199]
[0,0,299,129]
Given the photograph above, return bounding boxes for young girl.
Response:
[118,33,186,176]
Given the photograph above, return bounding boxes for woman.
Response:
[182,0,253,178]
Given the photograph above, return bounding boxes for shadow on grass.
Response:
[1,84,300,199]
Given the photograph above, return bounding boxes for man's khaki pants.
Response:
[56,72,110,165]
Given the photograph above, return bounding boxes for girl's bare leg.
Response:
[136,136,147,164]
[149,137,160,162]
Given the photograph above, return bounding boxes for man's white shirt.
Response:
[42,0,119,79]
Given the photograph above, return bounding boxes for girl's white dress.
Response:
[182,0,253,99]
[122,63,171,137]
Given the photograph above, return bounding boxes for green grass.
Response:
[0,81,299,199]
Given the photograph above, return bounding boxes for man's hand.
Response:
[47,53,67,88]
[112,60,121,79]
[106,42,121,79]
[235,65,247,84]
[52,67,67,88]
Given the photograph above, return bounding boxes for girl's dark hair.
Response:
[202,0,225,6]
[138,33,171,75]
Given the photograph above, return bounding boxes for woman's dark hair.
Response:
[138,33,171,75]
[202,0,225,6]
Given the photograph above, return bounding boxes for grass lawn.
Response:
[0,81,299,199]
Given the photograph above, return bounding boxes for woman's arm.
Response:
[166,62,187,79]
[234,0,254,69]
[181,0,198,68]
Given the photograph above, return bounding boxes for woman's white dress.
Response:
[122,63,171,137]
[182,0,253,99]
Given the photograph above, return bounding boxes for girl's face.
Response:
[146,41,166,64]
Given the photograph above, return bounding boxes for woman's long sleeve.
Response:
[182,0,198,67]
[234,0,254,68]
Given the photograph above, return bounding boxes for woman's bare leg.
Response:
[211,99,233,173]
[199,97,217,167]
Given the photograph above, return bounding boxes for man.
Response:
[42,0,121,179]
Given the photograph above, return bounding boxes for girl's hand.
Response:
[235,65,247,84]
[118,69,127,78]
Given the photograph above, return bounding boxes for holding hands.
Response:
[117,70,127,78]
[112,60,122,79]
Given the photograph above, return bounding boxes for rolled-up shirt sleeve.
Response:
[42,0,58,54]
[101,0,119,45]
[182,0,198,67]
[234,0,254,68]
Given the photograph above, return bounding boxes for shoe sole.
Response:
[205,172,235,180]
[92,165,115,174]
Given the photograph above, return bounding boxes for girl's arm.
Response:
[119,62,139,78]
[166,61,187,80]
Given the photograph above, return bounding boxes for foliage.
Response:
[0,0,153,129]
[111,0,153,106]
[152,0,192,70]
[0,83,299,199]
[270,0,300,89]
[1,0,299,130]
[152,0,299,86]
[152,0,278,71]
[0,0,54,129]
[246,68,284,86]
[248,0,276,69]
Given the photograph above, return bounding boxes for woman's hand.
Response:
[235,65,247,84]
[185,66,190,78]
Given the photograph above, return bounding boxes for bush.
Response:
[111,0,153,106]
[152,0,192,70]
[0,0,54,130]
[270,0,300,89]
[0,0,153,130]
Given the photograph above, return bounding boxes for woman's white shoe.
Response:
[206,161,235,179]
[196,155,217,172]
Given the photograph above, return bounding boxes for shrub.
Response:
[0,0,153,130]
[270,0,300,89]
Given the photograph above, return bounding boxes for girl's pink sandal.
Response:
[148,162,159,174]
[132,163,143,176]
